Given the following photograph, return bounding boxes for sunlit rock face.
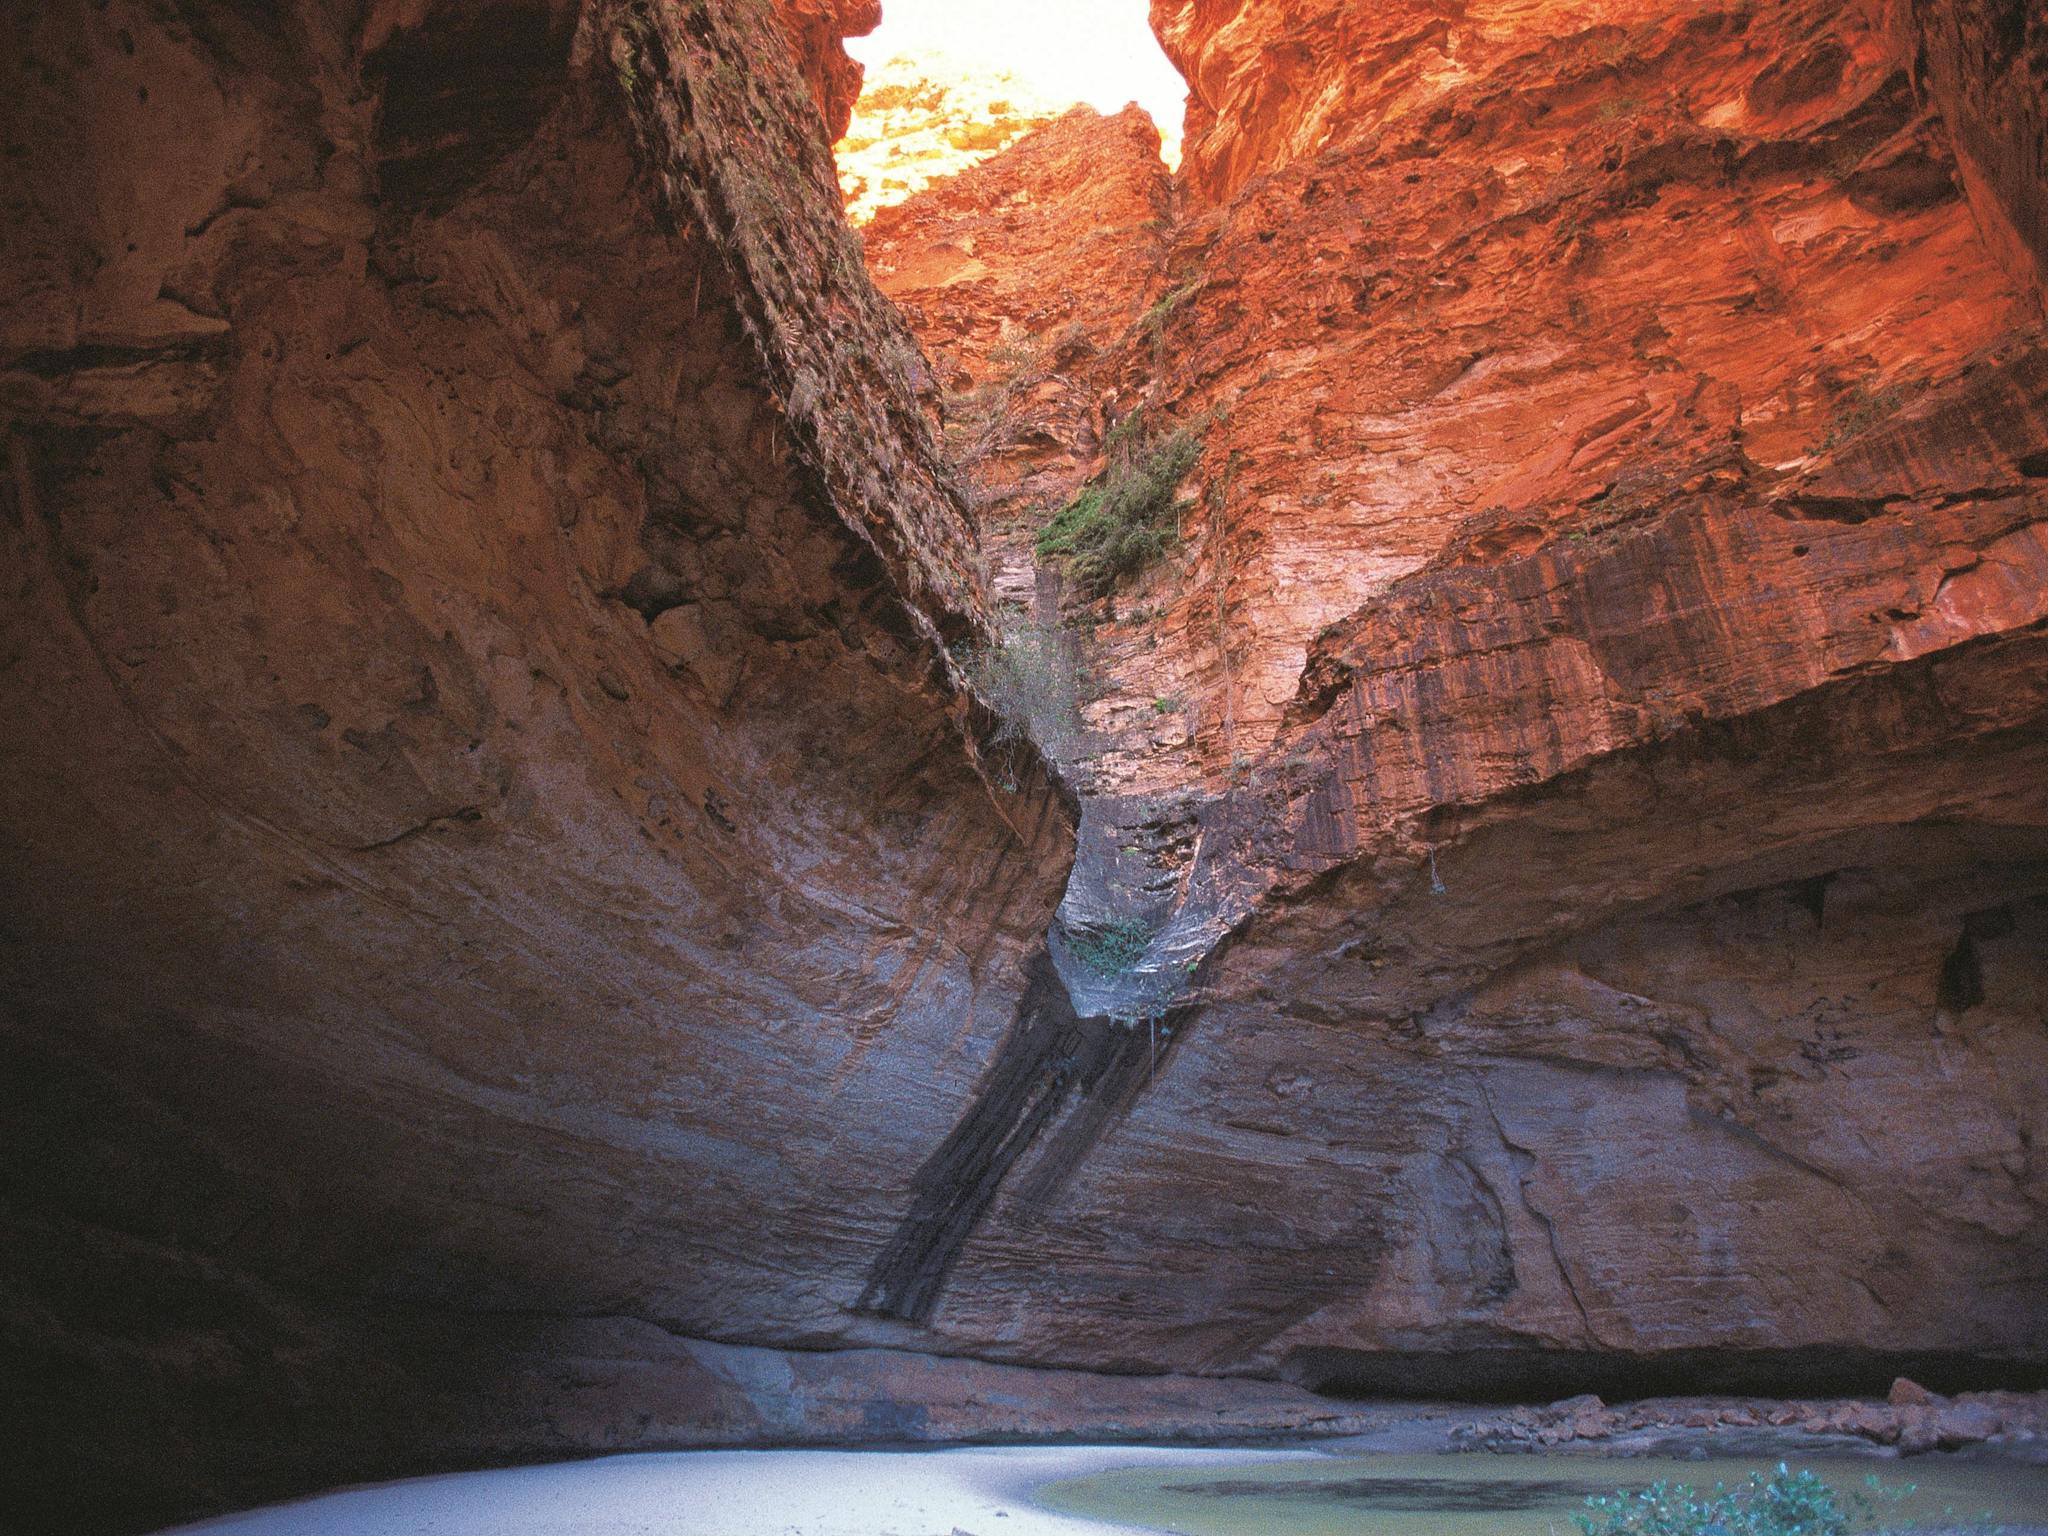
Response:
[858,0,2048,1392]
[1138,0,2046,769]
[836,54,1070,223]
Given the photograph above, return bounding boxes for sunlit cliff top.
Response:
[837,52,1177,223]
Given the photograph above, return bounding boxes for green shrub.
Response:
[1141,280,1201,344]
[1576,1464,1912,1536]
[952,615,1079,758]
[1036,420,1201,596]
[1067,917,1153,976]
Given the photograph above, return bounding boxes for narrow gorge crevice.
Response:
[845,0,2048,1396]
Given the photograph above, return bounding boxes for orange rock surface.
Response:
[1138,0,2040,776]
[862,104,1174,608]
[854,0,2048,1392]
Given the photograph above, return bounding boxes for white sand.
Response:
[159,1445,1315,1536]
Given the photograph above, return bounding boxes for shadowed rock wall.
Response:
[0,0,1067,1527]
[1909,0,2048,306]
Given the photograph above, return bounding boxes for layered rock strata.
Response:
[862,102,1175,601]
[1908,0,2047,306]
[1456,1381,2048,1456]
[854,0,2048,1395]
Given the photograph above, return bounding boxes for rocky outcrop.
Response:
[775,0,882,143]
[1455,1383,2048,1456]
[1133,0,2042,774]
[1151,0,1403,203]
[862,103,1174,597]
[837,55,1067,223]
[1909,0,2047,305]
[399,1319,1410,1456]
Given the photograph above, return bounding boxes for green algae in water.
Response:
[1035,1452,2048,1536]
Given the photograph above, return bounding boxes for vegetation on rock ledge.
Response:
[1066,916,1155,976]
[1036,411,1202,596]
[953,614,1080,759]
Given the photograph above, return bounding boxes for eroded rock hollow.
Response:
[2,0,2045,1530]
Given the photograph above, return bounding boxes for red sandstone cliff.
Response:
[858,0,2048,1390]
[1909,0,2047,308]
[1,0,2045,1529]
[863,104,1175,609]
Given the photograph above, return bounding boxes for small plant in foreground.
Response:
[1575,1463,1913,1536]
[1036,415,1202,596]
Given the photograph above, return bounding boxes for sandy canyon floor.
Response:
[160,1443,2048,1536]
